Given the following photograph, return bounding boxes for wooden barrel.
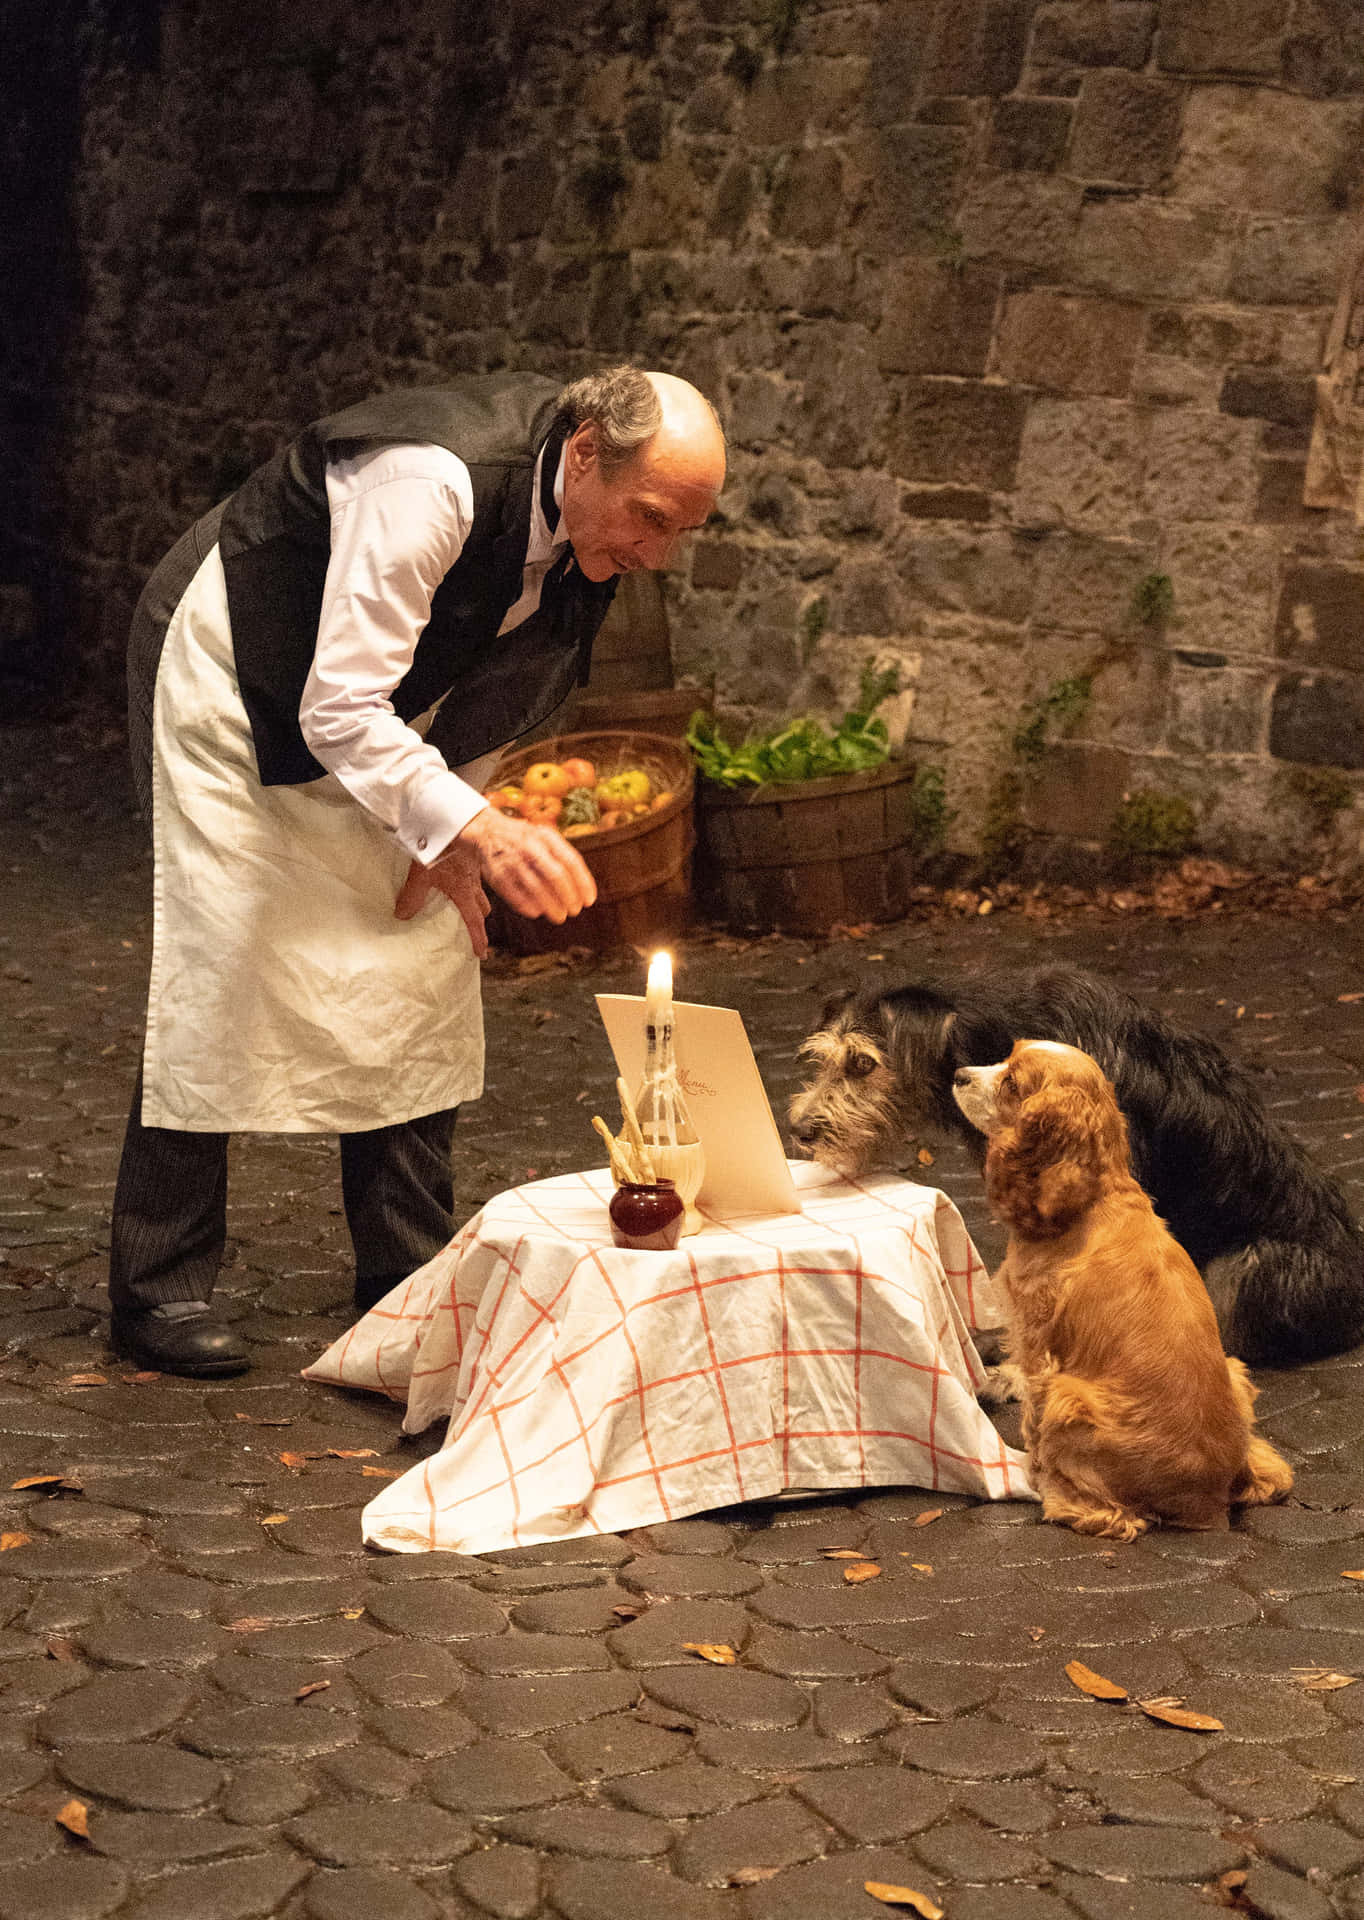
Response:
[486,730,695,954]
[697,758,918,935]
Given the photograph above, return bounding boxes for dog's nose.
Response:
[953,1068,972,1088]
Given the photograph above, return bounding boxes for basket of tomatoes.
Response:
[482,730,696,953]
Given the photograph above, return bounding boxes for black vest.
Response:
[217,375,618,786]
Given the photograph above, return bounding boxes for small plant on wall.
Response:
[981,673,1094,878]
[1271,764,1356,841]
[909,764,953,857]
[1130,572,1175,628]
[1108,788,1197,860]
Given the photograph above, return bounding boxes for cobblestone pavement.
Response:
[2,723,1364,1920]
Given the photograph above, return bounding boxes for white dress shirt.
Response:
[298,439,568,865]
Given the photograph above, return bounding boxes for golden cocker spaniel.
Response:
[954,1039,1293,1540]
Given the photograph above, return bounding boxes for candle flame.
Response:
[647,951,672,998]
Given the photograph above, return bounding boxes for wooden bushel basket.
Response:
[486,730,695,954]
[697,758,919,936]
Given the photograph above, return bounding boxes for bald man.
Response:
[109,367,726,1376]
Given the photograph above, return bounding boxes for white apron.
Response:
[142,546,489,1134]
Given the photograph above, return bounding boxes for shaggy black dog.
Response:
[789,963,1364,1366]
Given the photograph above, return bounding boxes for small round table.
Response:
[306,1161,1032,1554]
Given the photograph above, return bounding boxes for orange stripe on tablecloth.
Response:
[489,1400,525,1545]
[686,1246,749,1504]
[456,1247,593,1425]
[589,1248,673,1523]
[376,1413,1012,1525]
[592,1431,776,1490]
[548,1346,603,1488]
[925,1308,943,1490]
[779,1250,791,1490]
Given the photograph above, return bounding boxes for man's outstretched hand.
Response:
[394,805,596,951]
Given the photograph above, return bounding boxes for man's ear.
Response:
[565,420,599,477]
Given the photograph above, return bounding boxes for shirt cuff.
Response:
[401,772,490,865]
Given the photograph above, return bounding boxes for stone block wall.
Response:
[8,0,1364,871]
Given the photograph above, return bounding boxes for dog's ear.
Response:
[816,987,856,1029]
[986,1085,1104,1236]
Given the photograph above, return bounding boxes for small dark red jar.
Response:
[609,1179,684,1250]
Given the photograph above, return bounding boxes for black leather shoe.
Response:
[110,1301,251,1378]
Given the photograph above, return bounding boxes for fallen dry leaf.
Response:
[1293,1668,1358,1692]
[1138,1695,1223,1732]
[682,1642,737,1665]
[227,1617,273,1633]
[341,1608,365,1621]
[56,1799,90,1839]
[122,1370,161,1383]
[1207,1867,1250,1908]
[865,1881,944,1917]
[327,1448,379,1460]
[61,1374,107,1388]
[361,1466,402,1480]
[910,1563,933,1574]
[916,1147,935,1167]
[1342,1570,1364,1580]
[0,1533,32,1551]
[260,1514,289,1526]
[11,1474,64,1491]
[278,1452,312,1471]
[1066,1660,1128,1702]
[821,1547,869,1559]
[45,1637,81,1663]
[234,1411,292,1427]
[611,1604,642,1620]
[295,1679,331,1700]
[1340,991,1364,1003]
[913,1509,943,1528]
[844,1562,882,1584]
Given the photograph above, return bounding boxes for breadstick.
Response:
[615,1077,655,1179]
[591,1115,631,1184]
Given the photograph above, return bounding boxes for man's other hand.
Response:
[394,839,492,955]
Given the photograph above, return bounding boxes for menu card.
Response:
[596,995,801,1219]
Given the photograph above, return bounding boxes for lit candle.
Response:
[645,950,673,1032]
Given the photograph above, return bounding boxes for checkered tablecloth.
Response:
[304,1161,1032,1554]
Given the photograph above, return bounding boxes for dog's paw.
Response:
[978,1361,1027,1408]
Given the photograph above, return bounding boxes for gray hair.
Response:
[556,365,663,474]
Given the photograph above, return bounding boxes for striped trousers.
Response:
[109,1074,458,1315]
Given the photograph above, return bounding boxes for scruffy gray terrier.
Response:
[789,965,1364,1368]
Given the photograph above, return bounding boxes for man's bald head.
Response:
[643,370,727,494]
[558,365,726,581]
